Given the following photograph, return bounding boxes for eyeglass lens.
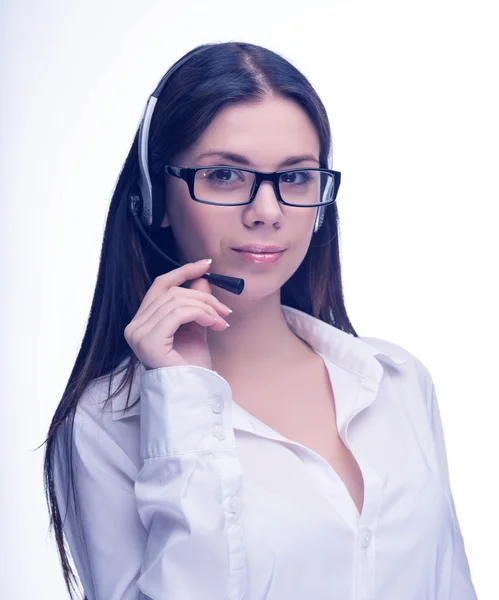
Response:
[193,168,335,206]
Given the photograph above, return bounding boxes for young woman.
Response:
[42,41,477,600]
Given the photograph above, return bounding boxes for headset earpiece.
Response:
[313,206,326,233]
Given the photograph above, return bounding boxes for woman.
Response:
[42,41,477,599]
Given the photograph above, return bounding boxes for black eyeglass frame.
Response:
[165,165,341,207]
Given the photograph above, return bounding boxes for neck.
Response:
[206,293,313,379]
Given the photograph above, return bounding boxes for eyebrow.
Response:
[194,150,320,168]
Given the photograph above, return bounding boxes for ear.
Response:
[160,194,170,227]
[160,212,170,228]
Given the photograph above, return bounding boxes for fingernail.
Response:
[198,258,212,265]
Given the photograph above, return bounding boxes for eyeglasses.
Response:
[165,165,341,207]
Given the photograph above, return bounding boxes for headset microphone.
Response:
[128,194,245,294]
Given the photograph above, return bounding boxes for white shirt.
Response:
[54,305,477,600]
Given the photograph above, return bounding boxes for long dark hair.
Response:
[40,41,358,600]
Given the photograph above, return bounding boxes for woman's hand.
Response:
[124,259,232,370]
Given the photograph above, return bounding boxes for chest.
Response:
[229,357,365,514]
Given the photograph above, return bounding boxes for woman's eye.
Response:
[281,171,311,185]
[206,168,242,183]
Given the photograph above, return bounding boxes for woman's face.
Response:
[160,95,321,301]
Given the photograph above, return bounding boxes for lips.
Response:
[232,248,286,264]
[233,244,285,253]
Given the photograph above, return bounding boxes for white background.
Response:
[1,0,498,598]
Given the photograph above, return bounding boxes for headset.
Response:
[128,46,333,295]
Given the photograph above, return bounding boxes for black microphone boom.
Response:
[129,195,245,295]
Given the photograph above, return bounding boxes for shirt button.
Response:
[362,528,372,548]
[229,496,240,516]
[212,424,226,440]
[211,397,224,414]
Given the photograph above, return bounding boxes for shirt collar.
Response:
[110,305,407,421]
[281,305,408,375]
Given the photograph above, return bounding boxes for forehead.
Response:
[186,96,320,165]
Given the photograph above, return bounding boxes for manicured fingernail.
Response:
[198,258,212,265]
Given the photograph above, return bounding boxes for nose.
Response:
[242,180,283,228]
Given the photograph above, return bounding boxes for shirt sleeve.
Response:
[426,380,478,600]
[54,365,246,600]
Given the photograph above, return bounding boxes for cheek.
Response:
[165,186,202,258]
[292,208,316,244]
[169,198,229,261]
[289,212,316,262]
[172,212,207,260]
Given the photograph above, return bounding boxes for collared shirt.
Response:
[53,305,477,600]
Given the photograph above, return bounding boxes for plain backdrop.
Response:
[1,0,498,598]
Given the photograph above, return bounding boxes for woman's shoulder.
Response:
[357,334,434,393]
